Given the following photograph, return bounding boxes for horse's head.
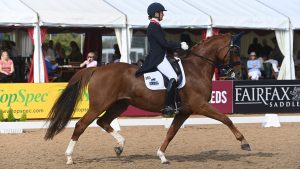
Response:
[187,33,241,79]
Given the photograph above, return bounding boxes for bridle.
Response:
[187,35,240,68]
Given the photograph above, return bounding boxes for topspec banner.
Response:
[233,80,300,113]
[0,83,88,119]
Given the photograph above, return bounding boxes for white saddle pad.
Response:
[143,59,186,90]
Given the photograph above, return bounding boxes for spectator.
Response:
[7,41,19,58]
[247,52,261,80]
[112,44,121,63]
[0,50,14,82]
[47,40,56,62]
[248,38,262,57]
[262,54,279,78]
[42,43,58,79]
[68,41,82,62]
[54,42,66,65]
[80,52,97,68]
[261,39,273,57]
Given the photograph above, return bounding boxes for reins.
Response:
[181,35,240,69]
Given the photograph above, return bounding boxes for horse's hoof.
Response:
[66,156,73,165]
[114,147,123,157]
[161,160,170,164]
[241,144,251,151]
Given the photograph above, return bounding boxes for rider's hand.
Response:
[181,42,189,50]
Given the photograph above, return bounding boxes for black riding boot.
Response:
[163,78,177,115]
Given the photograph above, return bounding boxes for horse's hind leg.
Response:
[158,113,190,164]
[97,100,128,157]
[65,107,103,164]
[194,102,251,151]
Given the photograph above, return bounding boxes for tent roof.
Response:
[184,0,290,30]
[105,0,211,28]
[258,0,300,30]
[21,0,126,27]
[0,0,37,26]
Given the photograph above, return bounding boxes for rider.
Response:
[136,2,189,115]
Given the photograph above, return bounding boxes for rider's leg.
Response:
[157,56,178,115]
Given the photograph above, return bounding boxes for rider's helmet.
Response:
[147,2,167,17]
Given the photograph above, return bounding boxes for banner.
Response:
[210,81,233,114]
[0,83,88,119]
[233,80,300,113]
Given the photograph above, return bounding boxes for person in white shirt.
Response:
[247,52,261,80]
[262,55,279,73]
[80,52,97,68]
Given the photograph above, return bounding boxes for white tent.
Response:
[258,0,300,30]
[184,0,296,80]
[184,0,289,30]
[20,0,126,27]
[257,0,300,80]
[105,0,212,63]
[18,0,127,83]
[0,0,37,26]
[105,0,211,28]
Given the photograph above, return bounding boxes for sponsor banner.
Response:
[233,80,300,113]
[0,83,88,119]
[210,81,233,114]
[0,81,233,119]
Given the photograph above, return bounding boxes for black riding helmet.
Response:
[147,2,167,17]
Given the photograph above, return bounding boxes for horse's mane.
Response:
[180,33,229,60]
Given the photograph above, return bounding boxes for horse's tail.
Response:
[44,68,97,140]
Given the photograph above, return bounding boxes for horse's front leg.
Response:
[193,102,251,151]
[157,113,190,164]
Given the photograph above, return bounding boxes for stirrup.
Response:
[162,106,175,115]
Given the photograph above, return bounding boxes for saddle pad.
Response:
[143,59,186,90]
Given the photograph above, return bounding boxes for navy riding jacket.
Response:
[135,21,181,76]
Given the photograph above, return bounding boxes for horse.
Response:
[44,33,251,164]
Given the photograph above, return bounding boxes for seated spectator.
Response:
[54,42,66,65]
[45,56,59,78]
[68,41,82,62]
[47,40,56,62]
[262,55,279,78]
[80,52,97,68]
[247,52,261,80]
[112,44,121,63]
[0,50,14,82]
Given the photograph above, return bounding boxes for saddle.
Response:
[143,57,186,90]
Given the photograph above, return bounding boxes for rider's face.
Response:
[155,11,164,21]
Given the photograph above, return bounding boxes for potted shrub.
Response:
[7,108,16,122]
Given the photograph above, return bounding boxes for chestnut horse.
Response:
[44,33,251,164]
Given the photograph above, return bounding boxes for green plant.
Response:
[7,108,15,122]
[0,109,4,122]
[20,112,27,122]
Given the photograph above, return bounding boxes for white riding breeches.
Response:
[157,56,177,81]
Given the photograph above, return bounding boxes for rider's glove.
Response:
[181,42,189,50]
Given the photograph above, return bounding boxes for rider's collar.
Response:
[150,18,160,25]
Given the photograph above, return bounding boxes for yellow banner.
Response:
[0,83,89,119]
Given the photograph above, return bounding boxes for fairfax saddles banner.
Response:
[233,80,300,113]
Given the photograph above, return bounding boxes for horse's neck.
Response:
[183,56,215,82]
